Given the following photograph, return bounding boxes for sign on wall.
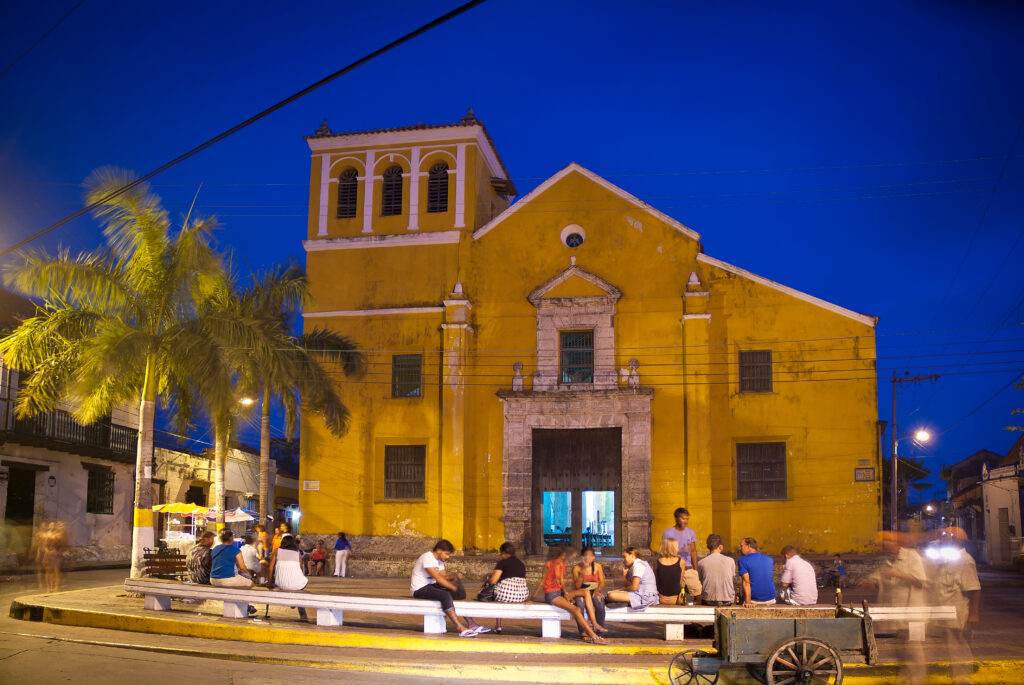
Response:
[854,468,875,482]
[302,480,320,491]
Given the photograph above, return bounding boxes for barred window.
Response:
[336,168,358,218]
[560,331,594,384]
[392,354,422,398]
[736,442,787,500]
[739,349,772,392]
[86,468,115,514]
[385,445,426,499]
[427,162,449,213]
[381,165,403,216]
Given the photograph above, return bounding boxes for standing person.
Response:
[926,529,981,684]
[654,538,685,604]
[411,540,487,637]
[661,507,702,600]
[698,534,737,606]
[187,531,215,585]
[255,523,269,559]
[779,545,818,605]
[240,533,262,581]
[738,538,775,606]
[333,532,352,578]
[606,547,660,612]
[572,546,608,634]
[540,546,607,644]
[487,542,530,634]
[268,534,309,621]
[271,522,287,553]
[210,530,254,589]
[41,521,67,593]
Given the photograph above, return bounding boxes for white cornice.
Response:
[303,307,443,318]
[696,253,878,327]
[303,230,461,252]
[473,162,701,241]
[682,313,712,321]
[308,127,507,179]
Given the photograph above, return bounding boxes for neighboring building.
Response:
[941,448,1005,560]
[298,113,881,555]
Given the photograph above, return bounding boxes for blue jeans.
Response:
[573,592,606,626]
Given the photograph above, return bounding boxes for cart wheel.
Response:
[766,637,843,685]
[668,649,719,685]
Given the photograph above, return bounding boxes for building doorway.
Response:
[532,428,621,554]
[4,466,37,556]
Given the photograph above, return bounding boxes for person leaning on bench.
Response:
[411,539,488,637]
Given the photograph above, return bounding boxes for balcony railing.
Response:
[0,398,138,461]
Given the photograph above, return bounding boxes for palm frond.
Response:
[2,247,134,317]
[84,167,170,269]
[299,329,365,378]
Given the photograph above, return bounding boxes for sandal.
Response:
[594,624,609,634]
[591,635,608,645]
[459,628,477,637]
[494,627,502,634]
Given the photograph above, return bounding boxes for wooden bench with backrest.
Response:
[142,550,188,581]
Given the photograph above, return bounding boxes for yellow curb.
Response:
[9,597,679,656]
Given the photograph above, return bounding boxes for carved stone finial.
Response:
[461,107,478,125]
[570,255,577,266]
[313,119,332,137]
[512,362,524,392]
[453,281,464,295]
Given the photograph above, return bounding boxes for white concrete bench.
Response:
[850,604,958,641]
[124,578,715,638]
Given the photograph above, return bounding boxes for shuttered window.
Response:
[736,442,787,500]
[739,349,773,392]
[385,445,426,500]
[86,468,115,514]
[427,162,449,213]
[336,168,358,218]
[392,354,422,398]
[381,165,403,216]
[560,331,594,384]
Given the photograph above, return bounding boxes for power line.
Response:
[0,0,488,258]
[937,372,1023,438]
[0,1,86,79]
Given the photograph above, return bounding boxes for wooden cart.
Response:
[668,603,877,685]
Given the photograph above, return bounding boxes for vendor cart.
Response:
[668,602,877,685]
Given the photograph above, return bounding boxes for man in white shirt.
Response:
[779,545,818,605]
[240,533,262,581]
[411,539,487,637]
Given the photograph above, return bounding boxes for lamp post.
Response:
[889,372,939,532]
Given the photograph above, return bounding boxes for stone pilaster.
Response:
[682,273,714,531]
[440,284,472,547]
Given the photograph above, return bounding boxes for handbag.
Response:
[477,581,496,602]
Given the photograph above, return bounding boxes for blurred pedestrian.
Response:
[924,528,980,685]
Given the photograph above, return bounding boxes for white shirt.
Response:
[240,544,261,571]
[781,554,818,605]
[411,551,444,592]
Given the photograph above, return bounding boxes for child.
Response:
[821,553,847,588]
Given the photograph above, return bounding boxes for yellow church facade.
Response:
[299,113,881,555]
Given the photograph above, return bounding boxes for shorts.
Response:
[544,590,563,604]
[628,591,659,610]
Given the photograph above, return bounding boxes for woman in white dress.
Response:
[268,534,309,620]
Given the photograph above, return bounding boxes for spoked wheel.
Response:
[765,637,843,685]
[668,649,719,685]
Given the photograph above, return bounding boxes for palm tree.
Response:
[206,264,363,526]
[0,168,228,578]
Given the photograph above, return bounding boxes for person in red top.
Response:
[308,540,327,576]
[540,546,607,644]
[572,546,608,633]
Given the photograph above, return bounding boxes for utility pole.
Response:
[890,372,940,532]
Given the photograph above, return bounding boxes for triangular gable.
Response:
[474,162,701,241]
[528,265,621,306]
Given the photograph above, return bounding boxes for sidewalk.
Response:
[9,576,1024,684]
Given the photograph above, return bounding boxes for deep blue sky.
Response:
[2,1,1022,495]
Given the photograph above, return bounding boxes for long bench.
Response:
[124,579,956,641]
[124,578,714,638]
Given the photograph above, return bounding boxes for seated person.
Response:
[738,537,776,606]
[186,531,215,585]
[780,545,818,605]
[654,537,685,604]
[240,533,262,581]
[606,546,659,611]
[308,540,327,576]
[210,530,254,589]
[572,546,608,633]
[698,533,737,606]
[411,539,487,637]
[821,554,847,588]
[540,546,606,643]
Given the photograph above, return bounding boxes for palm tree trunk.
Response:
[129,354,158,579]
[259,383,271,528]
[214,418,228,531]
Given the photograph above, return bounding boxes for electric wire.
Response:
[0,1,86,79]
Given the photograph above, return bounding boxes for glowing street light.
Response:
[914,429,931,443]
[239,397,255,407]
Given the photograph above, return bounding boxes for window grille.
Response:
[86,468,114,514]
[427,162,449,213]
[739,349,773,392]
[392,354,422,398]
[381,165,403,216]
[336,168,358,218]
[736,442,787,500]
[385,445,426,499]
[560,331,594,384]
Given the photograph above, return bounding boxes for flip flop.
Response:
[472,625,491,634]
[459,629,478,637]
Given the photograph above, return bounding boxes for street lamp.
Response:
[239,397,255,407]
[891,427,930,532]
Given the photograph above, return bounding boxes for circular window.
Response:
[560,224,586,248]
